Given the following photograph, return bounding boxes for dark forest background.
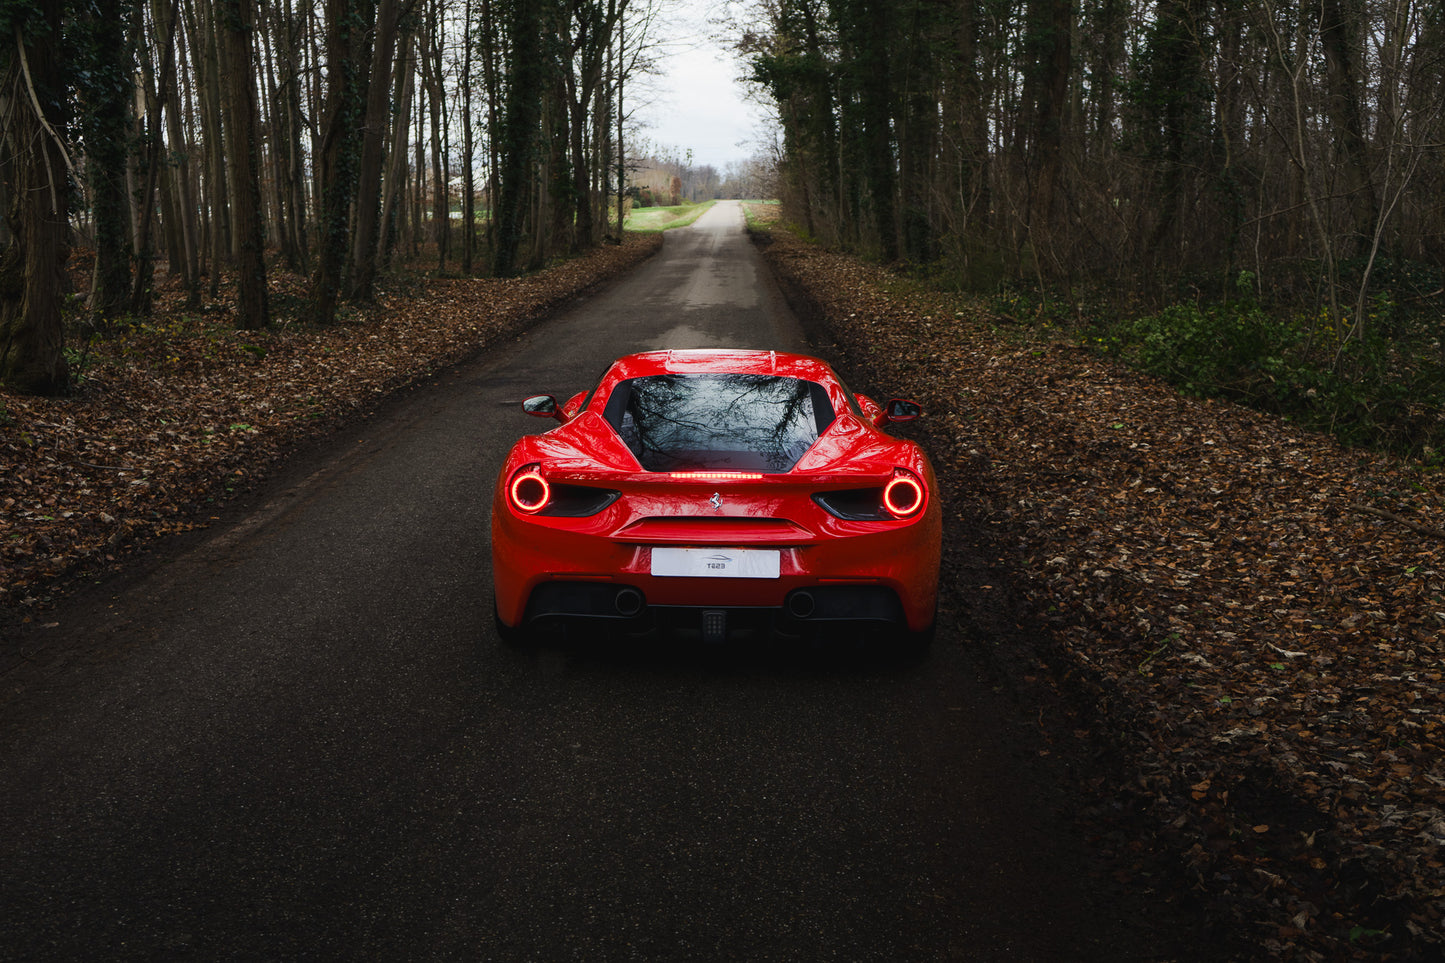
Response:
[738,0,1445,453]
[2,0,1442,453]
[0,0,681,393]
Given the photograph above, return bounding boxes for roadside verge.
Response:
[753,219,1444,961]
[0,236,662,612]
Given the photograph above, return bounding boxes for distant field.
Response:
[624,200,716,232]
[742,200,781,228]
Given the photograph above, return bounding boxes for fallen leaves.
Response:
[1,236,661,608]
[757,225,1444,960]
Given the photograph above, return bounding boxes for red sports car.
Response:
[490,349,941,649]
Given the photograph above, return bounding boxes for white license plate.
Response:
[650,547,781,579]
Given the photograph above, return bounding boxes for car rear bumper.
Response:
[523,579,905,622]
[515,581,912,645]
[492,510,939,633]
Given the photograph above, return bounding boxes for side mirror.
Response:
[522,395,567,423]
[883,398,922,424]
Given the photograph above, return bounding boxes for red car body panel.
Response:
[490,350,942,637]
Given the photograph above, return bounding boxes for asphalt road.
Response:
[0,203,1197,960]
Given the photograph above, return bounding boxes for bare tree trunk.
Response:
[282,0,311,270]
[75,0,133,322]
[565,0,599,252]
[307,0,369,325]
[615,0,626,240]
[131,0,182,314]
[178,19,208,300]
[896,0,939,263]
[594,36,609,238]
[303,0,325,228]
[493,0,545,276]
[544,79,569,262]
[0,10,71,394]
[220,0,270,329]
[196,0,232,298]
[412,78,426,255]
[1024,0,1072,271]
[1317,0,1378,258]
[480,0,502,258]
[460,0,476,273]
[257,0,296,270]
[346,0,403,301]
[420,3,450,272]
[379,31,415,268]
[157,0,201,305]
[159,138,184,273]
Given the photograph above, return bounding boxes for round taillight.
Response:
[509,468,550,513]
[883,473,925,518]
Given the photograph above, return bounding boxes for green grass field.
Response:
[623,200,716,232]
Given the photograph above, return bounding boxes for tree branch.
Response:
[13,26,78,212]
[1351,504,1445,540]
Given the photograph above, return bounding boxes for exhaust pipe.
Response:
[787,591,816,620]
[614,587,644,617]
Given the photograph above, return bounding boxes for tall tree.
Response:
[1128,0,1213,271]
[1021,0,1073,266]
[459,0,477,272]
[155,0,202,306]
[835,0,897,260]
[378,27,416,267]
[747,0,840,243]
[220,0,271,329]
[420,0,450,271]
[131,0,182,314]
[493,0,547,276]
[894,0,943,263]
[73,0,133,322]
[0,0,70,394]
[308,0,371,324]
[563,0,608,251]
[261,0,311,271]
[1316,0,1378,257]
[193,0,232,299]
[346,0,403,301]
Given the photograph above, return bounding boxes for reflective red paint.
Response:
[490,350,942,641]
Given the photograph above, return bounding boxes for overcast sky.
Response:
[635,1,772,171]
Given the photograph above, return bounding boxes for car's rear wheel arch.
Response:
[492,593,533,648]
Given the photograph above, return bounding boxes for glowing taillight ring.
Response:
[509,468,550,513]
[883,474,925,518]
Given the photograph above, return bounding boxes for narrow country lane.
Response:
[0,203,1204,960]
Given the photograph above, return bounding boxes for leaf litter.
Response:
[1,236,661,610]
[756,221,1443,961]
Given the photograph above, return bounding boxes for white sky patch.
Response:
[637,1,764,170]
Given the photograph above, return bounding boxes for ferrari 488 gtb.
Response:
[490,350,941,649]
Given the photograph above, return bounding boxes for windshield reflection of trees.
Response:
[624,375,817,471]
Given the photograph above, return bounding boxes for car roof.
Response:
[605,349,838,383]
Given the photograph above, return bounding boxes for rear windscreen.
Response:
[603,374,835,472]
